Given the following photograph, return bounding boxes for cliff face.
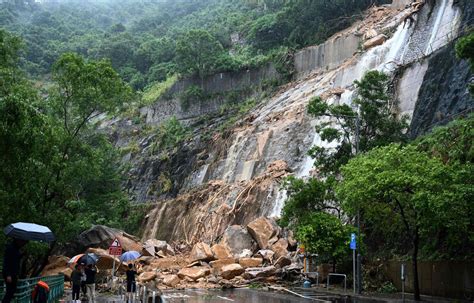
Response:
[410,0,474,137]
[105,0,471,242]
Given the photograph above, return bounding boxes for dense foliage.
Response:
[0,29,131,251]
[337,116,474,299]
[1,0,386,92]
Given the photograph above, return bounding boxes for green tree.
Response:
[1,31,133,271]
[308,70,408,177]
[153,116,189,152]
[175,29,224,83]
[295,212,354,267]
[280,176,340,228]
[337,144,473,300]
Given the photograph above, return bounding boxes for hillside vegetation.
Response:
[1,0,387,91]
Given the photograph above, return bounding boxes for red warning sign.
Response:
[108,238,122,256]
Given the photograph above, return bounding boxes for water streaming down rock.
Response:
[136,0,467,242]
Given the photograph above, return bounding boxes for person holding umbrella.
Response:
[2,238,27,303]
[84,264,99,303]
[2,222,55,303]
[125,264,137,302]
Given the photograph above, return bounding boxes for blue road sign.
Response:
[350,233,357,250]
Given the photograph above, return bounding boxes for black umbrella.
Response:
[4,222,55,243]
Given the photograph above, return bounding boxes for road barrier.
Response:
[327,273,347,293]
[0,275,64,303]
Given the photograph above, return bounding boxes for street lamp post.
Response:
[321,103,363,293]
[354,107,362,294]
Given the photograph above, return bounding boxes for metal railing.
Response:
[0,275,64,303]
[116,279,161,303]
[327,273,347,292]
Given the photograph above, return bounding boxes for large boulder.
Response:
[247,217,280,250]
[149,257,183,271]
[190,242,214,262]
[87,248,127,272]
[239,257,263,268]
[143,239,175,257]
[41,256,71,279]
[139,272,157,283]
[274,256,292,269]
[177,267,210,281]
[162,275,180,287]
[209,258,236,275]
[211,243,232,259]
[243,266,276,279]
[67,225,141,255]
[220,264,244,280]
[363,34,387,50]
[221,225,257,258]
[270,238,289,259]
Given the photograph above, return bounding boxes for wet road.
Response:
[161,289,309,303]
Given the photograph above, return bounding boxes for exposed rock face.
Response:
[239,257,263,268]
[221,225,257,258]
[211,243,233,259]
[190,242,214,262]
[124,0,465,250]
[247,217,280,250]
[410,41,473,137]
[220,264,244,280]
[178,267,210,281]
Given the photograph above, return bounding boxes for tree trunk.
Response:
[413,228,421,301]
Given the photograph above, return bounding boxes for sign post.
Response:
[401,263,406,302]
[109,238,123,282]
[350,233,357,294]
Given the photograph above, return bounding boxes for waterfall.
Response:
[270,189,287,218]
[425,0,448,54]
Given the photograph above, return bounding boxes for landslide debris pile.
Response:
[44,219,313,290]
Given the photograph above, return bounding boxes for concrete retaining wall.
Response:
[294,33,361,75]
